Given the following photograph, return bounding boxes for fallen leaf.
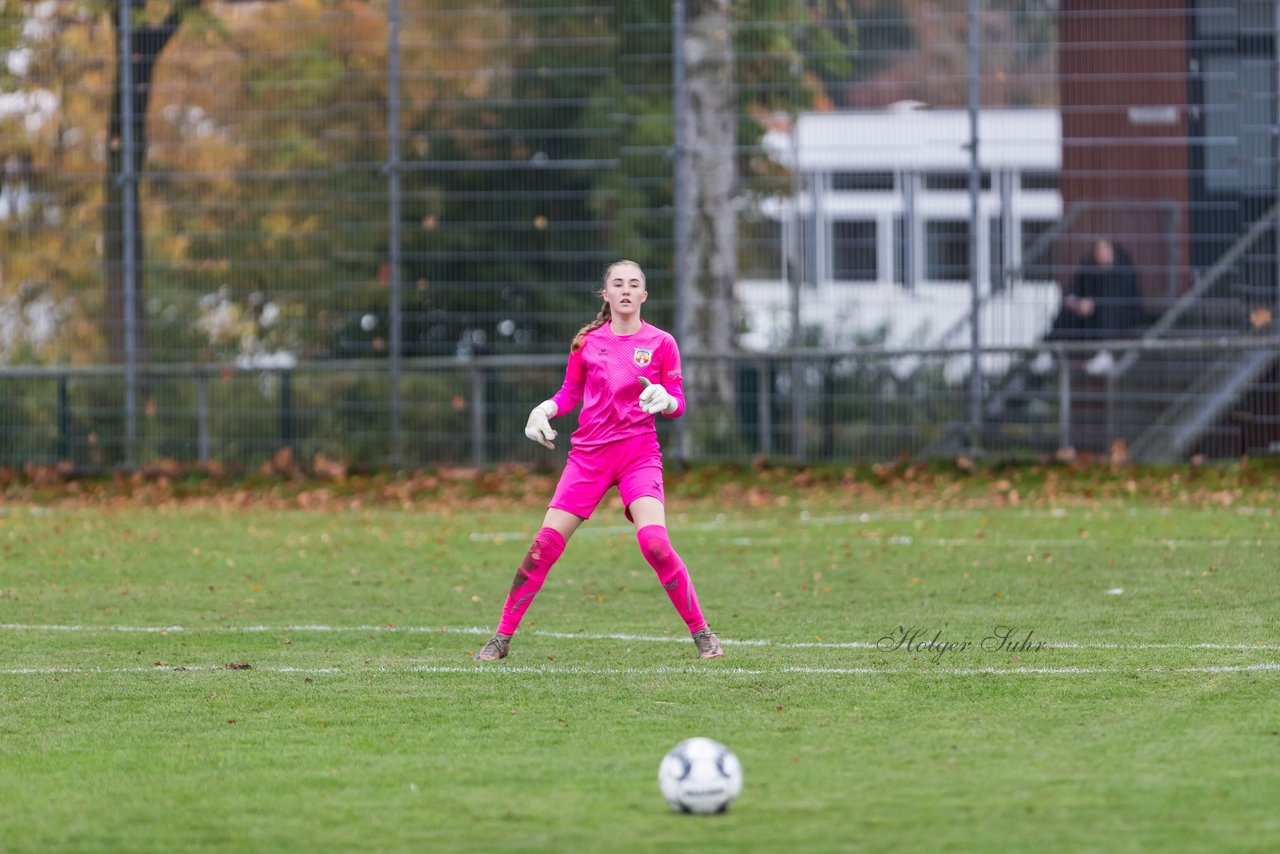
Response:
[1110,439,1129,466]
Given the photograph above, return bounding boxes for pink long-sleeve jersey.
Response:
[549,321,685,451]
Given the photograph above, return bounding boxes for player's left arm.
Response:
[638,337,686,418]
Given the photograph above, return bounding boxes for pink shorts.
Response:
[549,433,665,520]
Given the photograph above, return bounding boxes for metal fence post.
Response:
[821,357,835,458]
[470,363,486,468]
[791,355,806,461]
[1057,347,1072,452]
[387,0,404,466]
[117,2,139,469]
[756,359,771,456]
[57,373,69,461]
[1105,371,1115,449]
[671,0,690,461]
[965,0,983,454]
[280,370,294,455]
[196,371,210,464]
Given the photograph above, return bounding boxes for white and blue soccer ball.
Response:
[657,737,743,814]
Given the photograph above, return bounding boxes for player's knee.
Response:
[637,529,672,563]
[641,541,671,563]
[532,527,565,553]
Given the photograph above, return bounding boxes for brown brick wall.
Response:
[1059,1,1192,308]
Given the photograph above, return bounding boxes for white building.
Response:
[738,106,1063,363]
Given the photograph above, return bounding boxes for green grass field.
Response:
[2,473,1278,852]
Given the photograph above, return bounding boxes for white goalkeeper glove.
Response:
[638,377,677,415]
[524,400,558,449]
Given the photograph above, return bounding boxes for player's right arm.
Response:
[524,346,586,449]
[549,345,586,415]
[524,400,558,449]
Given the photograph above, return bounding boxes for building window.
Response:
[893,217,907,286]
[989,216,1005,290]
[925,220,970,281]
[831,171,895,191]
[923,171,991,191]
[1202,53,1274,193]
[831,220,877,281]
[739,217,783,279]
[1020,219,1056,280]
[1020,171,1058,191]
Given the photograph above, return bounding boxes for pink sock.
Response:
[636,525,707,633]
[496,527,566,636]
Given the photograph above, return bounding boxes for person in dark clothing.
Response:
[1032,239,1143,376]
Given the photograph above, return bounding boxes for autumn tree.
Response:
[599,1,851,449]
[0,1,111,365]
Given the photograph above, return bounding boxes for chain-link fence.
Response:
[1,1,1277,469]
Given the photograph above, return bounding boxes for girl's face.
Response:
[602,262,647,318]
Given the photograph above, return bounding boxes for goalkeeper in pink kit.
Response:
[475,260,724,661]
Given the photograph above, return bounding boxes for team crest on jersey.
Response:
[633,348,652,366]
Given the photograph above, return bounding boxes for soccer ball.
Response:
[657,737,743,814]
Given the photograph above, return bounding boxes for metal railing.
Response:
[3,337,1277,472]
[930,199,1183,356]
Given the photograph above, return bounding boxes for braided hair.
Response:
[570,260,645,352]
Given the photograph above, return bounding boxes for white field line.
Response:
[470,526,1280,549]
[12,505,1275,520]
[2,662,1278,677]
[2,623,1278,651]
[883,537,1280,548]
[464,504,1277,544]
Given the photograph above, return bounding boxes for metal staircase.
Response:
[1111,202,1280,461]
[1123,349,1275,460]
[931,202,1280,461]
